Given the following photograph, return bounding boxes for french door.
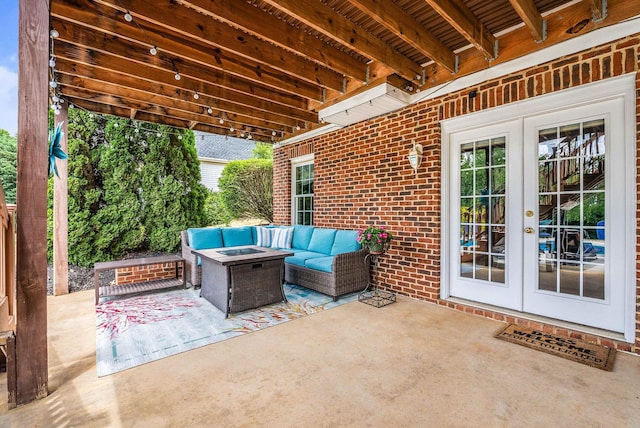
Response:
[448,97,627,333]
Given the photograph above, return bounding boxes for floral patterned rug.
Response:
[96,284,357,376]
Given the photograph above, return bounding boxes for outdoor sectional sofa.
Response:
[181,225,369,300]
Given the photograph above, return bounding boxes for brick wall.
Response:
[274,34,640,354]
[115,262,182,286]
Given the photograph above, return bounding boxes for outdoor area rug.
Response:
[495,324,616,371]
[96,284,357,376]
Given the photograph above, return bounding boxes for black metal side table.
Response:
[358,252,396,307]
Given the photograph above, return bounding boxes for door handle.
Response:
[524,227,535,234]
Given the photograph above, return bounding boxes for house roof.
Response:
[194,132,257,161]
[48,0,635,142]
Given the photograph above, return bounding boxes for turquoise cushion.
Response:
[304,256,334,273]
[307,228,337,255]
[292,225,315,250]
[221,226,254,247]
[285,251,326,267]
[187,228,223,250]
[331,230,361,255]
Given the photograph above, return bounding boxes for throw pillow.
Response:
[256,226,274,247]
[271,227,293,249]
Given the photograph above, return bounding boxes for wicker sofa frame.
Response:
[284,249,369,301]
[181,229,370,300]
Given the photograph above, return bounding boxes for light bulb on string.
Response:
[178,135,182,140]
[193,92,199,100]
[174,72,181,81]
[52,95,59,103]
[49,57,56,68]
[219,118,224,125]
[207,107,213,114]
[124,11,133,22]
[49,80,57,88]
[229,126,235,132]
[150,46,157,55]
[50,29,59,38]
[272,131,276,136]
[247,133,252,140]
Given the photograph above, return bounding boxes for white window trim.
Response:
[291,154,314,225]
[441,74,636,342]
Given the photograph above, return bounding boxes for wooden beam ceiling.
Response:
[48,0,638,142]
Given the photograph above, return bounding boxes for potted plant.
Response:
[356,225,393,254]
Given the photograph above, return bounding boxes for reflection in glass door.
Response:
[459,137,506,284]
[537,120,605,300]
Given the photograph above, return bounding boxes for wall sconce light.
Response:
[408,141,423,173]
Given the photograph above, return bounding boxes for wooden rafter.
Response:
[52,20,325,102]
[53,60,314,127]
[425,0,497,59]
[348,0,457,73]
[53,42,316,123]
[56,0,345,94]
[46,0,637,141]
[258,0,423,82]
[508,0,546,42]
[178,0,369,83]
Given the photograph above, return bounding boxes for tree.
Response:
[0,129,17,203]
[46,109,211,266]
[252,142,273,159]
[140,127,209,251]
[219,158,273,223]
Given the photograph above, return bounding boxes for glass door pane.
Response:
[458,137,506,284]
[537,119,605,300]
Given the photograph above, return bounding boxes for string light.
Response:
[49,79,57,88]
[193,92,199,100]
[49,56,56,68]
[247,133,252,140]
[207,107,213,114]
[295,125,300,131]
[272,131,276,136]
[50,29,59,38]
[124,11,133,22]
[174,71,181,81]
[229,126,235,132]
[149,46,157,55]
[219,117,224,124]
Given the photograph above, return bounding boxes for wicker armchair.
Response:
[181,230,202,287]
[284,249,369,301]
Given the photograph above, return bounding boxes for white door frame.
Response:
[441,74,636,342]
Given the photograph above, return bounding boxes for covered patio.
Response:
[4,0,640,414]
[1,288,639,426]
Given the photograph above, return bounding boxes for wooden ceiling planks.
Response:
[48,0,638,142]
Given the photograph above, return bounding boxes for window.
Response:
[291,155,314,225]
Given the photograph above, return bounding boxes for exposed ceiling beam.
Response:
[53,42,317,124]
[424,0,496,59]
[62,86,272,139]
[177,0,369,83]
[348,0,457,73]
[52,19,325,102]
[508,0,546,42]
[61,0,345,94]
[55,73,294,133]
[259,0,423,82]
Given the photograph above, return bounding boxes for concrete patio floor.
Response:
[1,289,639,427]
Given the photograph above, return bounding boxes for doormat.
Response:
[495,324,616,371]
